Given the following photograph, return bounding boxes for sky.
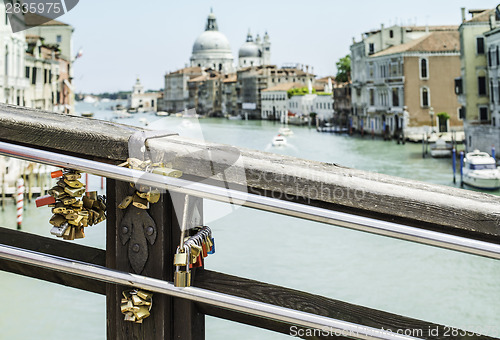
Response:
[58,0,500,93]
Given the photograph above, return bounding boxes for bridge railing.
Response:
[0,103,499,340]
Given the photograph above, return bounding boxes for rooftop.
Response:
[371,31,459,57]
[262,82,303,92]
[465,8,495,23]
[24,12,70,27]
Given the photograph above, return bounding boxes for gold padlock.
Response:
[63,178,84,189]
[49,214,66,227]
[152,167,183,178]
[63,173,81,181]
[118,196,133,209]
[62,197,77,205]
[132,195,149,210]
[147,190,161,204]
[64,186,86,197]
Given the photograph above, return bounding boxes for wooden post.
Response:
[106,179,204,340]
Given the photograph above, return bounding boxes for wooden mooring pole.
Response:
[106,179,204,340]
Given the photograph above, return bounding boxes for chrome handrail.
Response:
[0,140,499,260]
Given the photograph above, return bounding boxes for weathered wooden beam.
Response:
[0,227,495,340]
[0,226,106,294]
[0,105,499,241]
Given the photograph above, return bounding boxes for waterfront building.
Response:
[351,24,460,136]
[238,30,271,69]
[188,70,223,117]
[221,73,237,116]
[261,82,300,122]
[190,10,234,73]
[0,2,28,105]
[237,65,315,119]
[127,77,161,112]
[24,35,59,111]
[162,66,204,113]
[25,13,75,113]
[332,81,351,128]
[457,8,500,154]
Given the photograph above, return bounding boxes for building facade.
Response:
[238,30,271,68]
[351,24,461,136]
[0,2,28,105]
[127,77,161,112]
[163,66,204,113]
[457,8,500,153]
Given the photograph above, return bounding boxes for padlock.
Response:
[146,190,161,204]
[173,247,188,266]
[174,246,191,287]
[61,197,77,205]
[152,167,183,178]
[82,196,94,209]
[63,172,81,181]
[135,191,148,199]
[189,244,202,264]
[48,186,65,199]
[51,170,64,178]
[190,253,203,268]
[86,191,97,200]
[132,195,149,210]
[207,237,215,254]
[50,222,69,237]
[64,186,86,197]
[74,227,85,239]
[49,214,66,227]
[63,178,84,189]
[35,194,56,208]
[118,196,133,209]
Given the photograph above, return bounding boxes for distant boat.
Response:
[430,138,452,158]
[139,118,149,126]
[272,134,287,147]
[113,110,132,118]
[278,127,293,136]
[228,115,242,120]
[83,96,97,104]
[462,150,500,189]
[156,111,169,116]
[81,111,94,118]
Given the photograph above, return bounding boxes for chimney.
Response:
[380,23,385,49]
[352,37,356,44]
[306,65,309,73]
[490,13,496,30]
[461,7,466,23]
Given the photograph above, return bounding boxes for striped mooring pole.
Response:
[16,178,24,230]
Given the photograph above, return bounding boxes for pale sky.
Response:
[59,0,499,93]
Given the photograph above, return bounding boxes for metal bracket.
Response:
[128,130,178,161]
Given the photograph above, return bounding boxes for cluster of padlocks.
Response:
[174,225,215,287]
[117,158,183,210]
[120,289,153,323]
[35,169,106,240]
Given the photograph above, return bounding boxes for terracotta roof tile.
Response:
[465,8,495,23]
[371,31,459,57]
[262,82,303,92]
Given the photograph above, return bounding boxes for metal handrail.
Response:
[1,141,500,260]
[0,244,420,340]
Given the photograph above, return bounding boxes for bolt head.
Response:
[132,244,140,253]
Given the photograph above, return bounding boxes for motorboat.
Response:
[462,150,500,189]
[272,134,287,147]
[278,127,294,136]
[156,111,169,116]
[81,111,94,118]
[430,138,452,158]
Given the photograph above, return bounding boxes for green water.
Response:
[0,101,499,339]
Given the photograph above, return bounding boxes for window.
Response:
[477,37,485,54]
[479,107,488,121]
[32,67,37,84]
[25,66,29,79]
[369,43,374,55]
[392,88,399,107]
[455,78,463,94]
[420,58,428,79]
[389,30,394,38]
[421,87,429,107]
[56,35,62,43]
[497,46,499,65]
[369,88,374,105]
[489,48,492,66]
[491,79,494,103]
[478,76,487,95]
[44,69,48,84]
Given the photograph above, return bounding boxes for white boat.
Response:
[272,134,287,147]
[156,111,169,116]
[462,150,500,189]
[278,127,294,136]
[430,138,452,158]
[81,111,94,118]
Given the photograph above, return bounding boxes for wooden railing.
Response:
[0,104,499,339]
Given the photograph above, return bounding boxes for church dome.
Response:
[239,42,260,58]
[192,30,231,53]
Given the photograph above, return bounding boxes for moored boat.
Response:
[278,127,293,136]
[430,138,452,158]
[462,150,500,189]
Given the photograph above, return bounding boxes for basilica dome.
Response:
[192,30,232,53]
[239,41,260,58]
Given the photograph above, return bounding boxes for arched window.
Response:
[421,87,430,107]
[420,58,428,79]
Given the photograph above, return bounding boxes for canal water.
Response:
[1,101,499,339]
